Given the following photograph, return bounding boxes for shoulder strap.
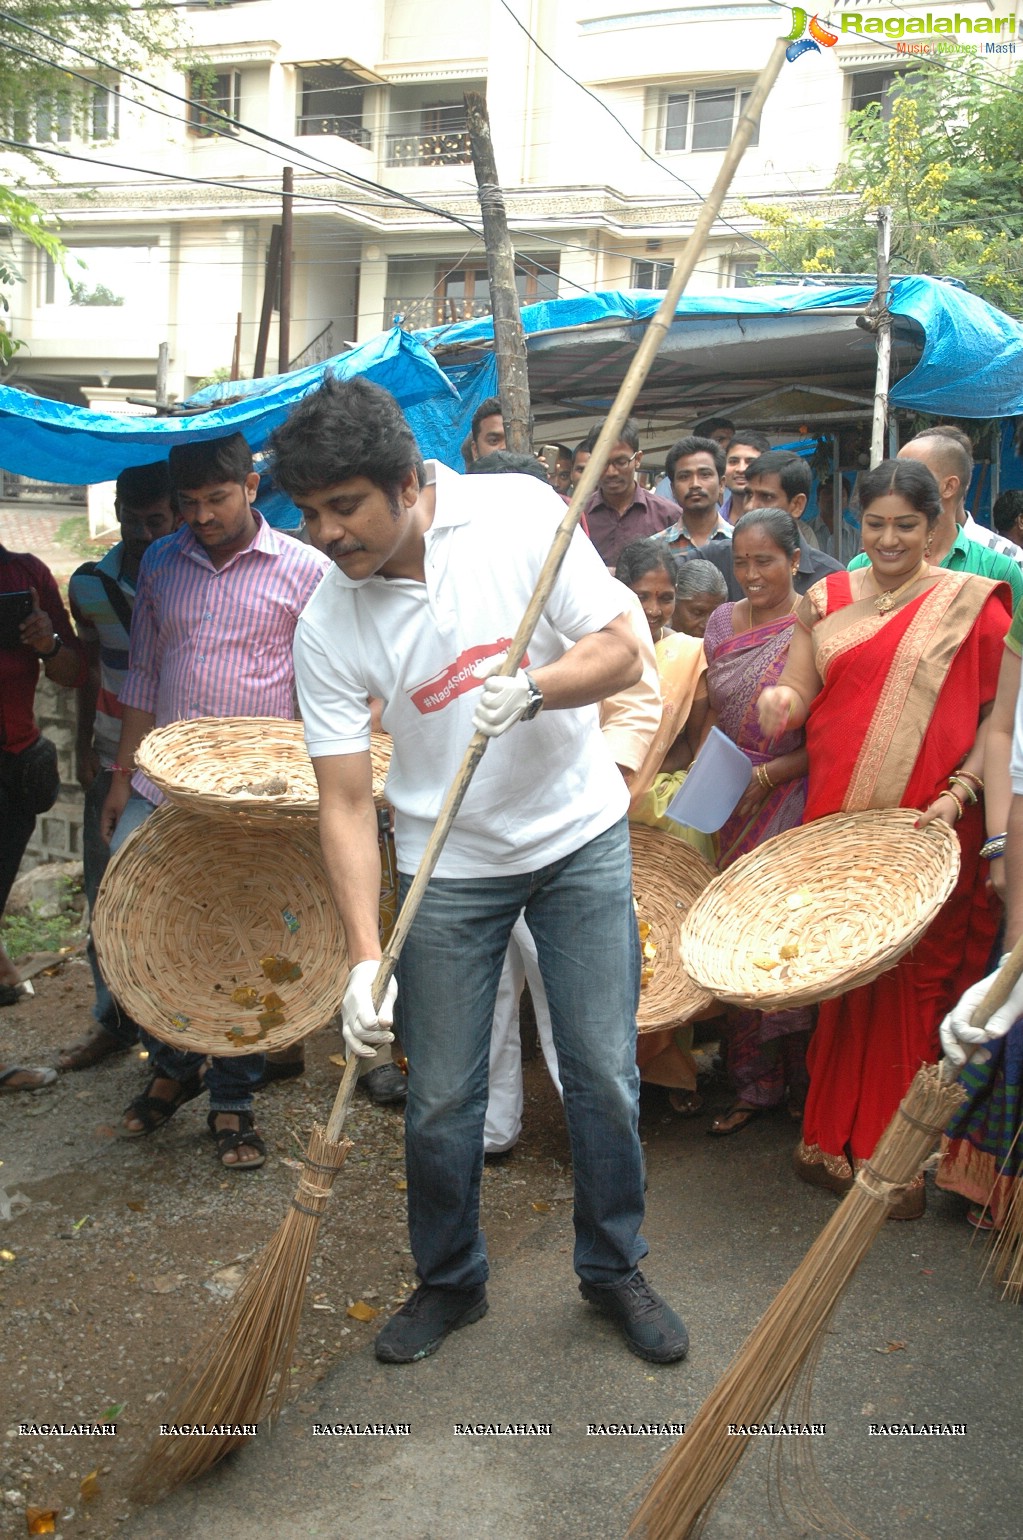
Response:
[74,560,134,636]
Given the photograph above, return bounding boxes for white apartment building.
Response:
[1,0,1013,405]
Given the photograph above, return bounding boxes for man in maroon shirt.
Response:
[579,418,677,567]
[0,546,85,1024]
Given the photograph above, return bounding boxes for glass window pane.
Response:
[738,89,758,148]
[692,89,733,151]
[664,93,688,152]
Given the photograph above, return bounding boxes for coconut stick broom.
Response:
[130,38,789,1505]
[628,934,1023,1540]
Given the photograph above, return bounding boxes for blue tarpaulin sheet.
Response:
[0,276,1019,489]
[0,327,456,486]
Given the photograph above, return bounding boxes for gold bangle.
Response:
[942,787,967,821]
[755,764,774,791]
[955,769,984,792]
[948,774,978,806]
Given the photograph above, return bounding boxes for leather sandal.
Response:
[121,1071,204,1138]
[208,1110,266,1171]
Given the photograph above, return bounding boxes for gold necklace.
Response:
[868,561,927,614]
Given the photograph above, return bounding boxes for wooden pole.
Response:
[464,91,533,454]
[155,342,168,409]
[869,205,893,468]
[230,312,242,382]
[253,225,281,379]
[279,166,294,375]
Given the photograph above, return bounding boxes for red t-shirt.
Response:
[0,548,82,755]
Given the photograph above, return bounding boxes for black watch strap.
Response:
[37,633,63,661]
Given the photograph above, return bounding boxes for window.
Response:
[386,98,472,167]
[15,98,73,145]
[661,86,758,153]
[188,70,241,136]
[297,66,369,146]
[730,256,760,288]
[91,84,119,141]
[385,258,558,330]
[849,69,903,121]
[632,259,674,289]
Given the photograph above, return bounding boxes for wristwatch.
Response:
[37,633,63,661]
[522,671,544,721]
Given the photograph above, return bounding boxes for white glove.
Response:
[471,656,532,738]
[341,959,397,1059]
[939,954,1023,1068]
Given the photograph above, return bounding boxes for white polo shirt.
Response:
[294,462,630,877]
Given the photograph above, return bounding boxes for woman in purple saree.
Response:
[701,510,812,1135]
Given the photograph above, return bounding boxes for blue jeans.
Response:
[110,792,264,1113]
[84,769,140,1047]
[395,816,647,1290]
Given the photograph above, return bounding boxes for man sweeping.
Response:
[272,376,689,1367]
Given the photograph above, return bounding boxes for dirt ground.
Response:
[0,957,584,1539]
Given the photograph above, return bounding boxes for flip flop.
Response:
[667,1088,704,1117]
[0,1065,57,1092]
[708,1103,764,1137]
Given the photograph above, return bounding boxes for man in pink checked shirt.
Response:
[100,433,329,1172]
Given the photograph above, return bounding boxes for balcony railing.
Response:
[385,295,492,331]
[385,129,472,168]
[297,115,371,147]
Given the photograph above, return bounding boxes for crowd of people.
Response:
[3,384,1023,1362]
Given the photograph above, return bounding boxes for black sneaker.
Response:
[579,1271,689,1363]
[358,1062,408,1106]
[374,1283,488,1363]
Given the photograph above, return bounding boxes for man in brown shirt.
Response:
[580,418,677,566]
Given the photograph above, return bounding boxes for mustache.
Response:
[326,539,365,561]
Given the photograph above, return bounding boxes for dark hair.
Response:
[674,557,728,601]
[858,458,942,525]
[466,449,550,483]
[580,416,641,455]
[909,425,973,493]
[731,507,798,559]
[460,432,475,472]
[993,489,1023,535]
[665,434,725,480]
[693,416,734,438]
[167,432,252,492]
[116,459,172,509]
[727,428,772,456]
[471,396,503,442]
[268,374,425,498]
[614,537,678,588]
[746,450,811,501]
[572,438,591,461]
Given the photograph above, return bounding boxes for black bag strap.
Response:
[75,561,135,638]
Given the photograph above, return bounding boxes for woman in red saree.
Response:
[759,459,1011,1217]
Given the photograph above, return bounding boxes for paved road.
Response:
[126,1102,1023,1540]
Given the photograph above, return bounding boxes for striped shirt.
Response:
[962,511,1023,570]
[120,513,329,803]
[68,543,136,767]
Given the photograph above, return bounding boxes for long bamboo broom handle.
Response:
[325,37,789,1146]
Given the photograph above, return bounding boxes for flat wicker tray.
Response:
[136,716,391,819]
[681,808,961,1011]
[94,803,348,1054]
[630,824,718,1032]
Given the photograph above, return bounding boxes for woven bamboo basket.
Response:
[630,824,718,1032]
[135,716,392,819]
[93,803,347,1055]
[681,807,961,1012]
